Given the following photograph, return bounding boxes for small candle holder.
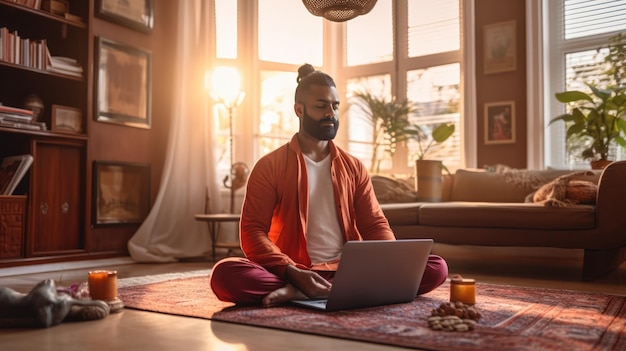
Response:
[450,275,476,305]
[88,270,124,312]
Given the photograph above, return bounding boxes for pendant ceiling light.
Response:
[302,0,378,22]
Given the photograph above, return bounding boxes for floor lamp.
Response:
[208,67,247,214]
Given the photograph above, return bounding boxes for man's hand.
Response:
[284,265,332,299]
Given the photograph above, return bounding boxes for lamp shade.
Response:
[302,0,378,22]
[207,66,245,108]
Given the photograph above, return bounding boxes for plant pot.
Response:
[590,160,613,170]
[415,159,443,202]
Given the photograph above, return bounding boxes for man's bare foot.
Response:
[262,284,306,307]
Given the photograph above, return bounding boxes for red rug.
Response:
[118,275,626,351]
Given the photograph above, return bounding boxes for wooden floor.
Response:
[0,244,624,351]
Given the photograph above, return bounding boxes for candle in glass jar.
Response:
[88,270,118,300]
[450,278,476,305]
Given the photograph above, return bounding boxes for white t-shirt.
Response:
[304,154,344,264]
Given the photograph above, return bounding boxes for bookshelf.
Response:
[0,0,90,263]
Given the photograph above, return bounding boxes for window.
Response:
[258,0,323,65]
[406,63,461,169]
[545,0,626,168]
[258,71,299,155]
[343,0,462,175]
[407,0,460,57]
[346,0,393,66]
[255,0,324,159]
[346,74,393,172]
[213,0,463,177]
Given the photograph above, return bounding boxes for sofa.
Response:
[374,161,626,280]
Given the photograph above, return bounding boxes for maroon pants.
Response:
[210,255,448,305]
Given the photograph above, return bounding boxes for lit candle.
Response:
[88,270,118,301]
[450,277,476,305]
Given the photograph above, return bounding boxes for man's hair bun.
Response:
[297,63,316,83]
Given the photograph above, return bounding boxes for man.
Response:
[210,64,448,307]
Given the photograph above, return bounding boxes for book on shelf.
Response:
[0,104,44,130]
[1,27,82,75]
[64,12,84,24]
[45,46,83,77]
[49,56,83,73]
[0,104,35,120]
[46,66,82,77]
[0,118,46,131]
[0,154,34,195]
[42,0,69,16]
[0,27,47,70]
[14,0,42,10]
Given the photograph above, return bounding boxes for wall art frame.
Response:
[96,0,154,33]
[51,104,83,134]
[483,20,517,74]
[92,161,151,226]
[95,37,152,129]
[484,101,516,145]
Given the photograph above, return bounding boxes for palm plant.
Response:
[352,90,456,174]
[352,91,418,173]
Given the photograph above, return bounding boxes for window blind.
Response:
[564,0,626,40]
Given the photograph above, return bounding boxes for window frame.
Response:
[214,0,474,176]
[540,0,626,169]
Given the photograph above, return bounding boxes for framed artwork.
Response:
[92,161,151,226]
[51,104,83,134]
[96,0,153,33]
[483,20,517,74]
[95,37,151,129]
[484,101,516,145]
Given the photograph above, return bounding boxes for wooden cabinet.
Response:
[28,138,85,256]
[0,0,90,264]
[0,0,170,266]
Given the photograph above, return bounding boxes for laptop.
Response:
[291,239,434,312]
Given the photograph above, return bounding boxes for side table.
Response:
[194,213,241,261]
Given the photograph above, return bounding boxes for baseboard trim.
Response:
[0,257,135,277]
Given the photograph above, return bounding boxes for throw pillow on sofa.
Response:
[529,171,598,207]
[371,176,419,203]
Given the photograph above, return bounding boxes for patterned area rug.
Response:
[117,272,626,351]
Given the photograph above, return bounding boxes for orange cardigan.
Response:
[240,134,394,279]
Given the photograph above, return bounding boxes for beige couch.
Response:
[376,161,626,280]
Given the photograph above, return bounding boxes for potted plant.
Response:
[352,90,419,173]
[551,85,626,169]
[353,90,456,171]
[410,122,455,201]
[551,31,626,169]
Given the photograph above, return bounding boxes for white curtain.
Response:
[127,0,222,262]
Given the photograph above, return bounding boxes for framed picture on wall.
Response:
[484,101,516,145]
[92,161,151,226]
[483,20,517,74]
[95,37,152,129]
[96,0,154,33]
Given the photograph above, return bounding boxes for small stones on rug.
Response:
[428,302,481,332]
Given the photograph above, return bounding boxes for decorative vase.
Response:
[415,159,443,202]
[23,94,44,121]
[590,160,612,170]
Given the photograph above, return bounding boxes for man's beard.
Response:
[302,106,339,140]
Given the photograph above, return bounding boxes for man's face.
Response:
[297,84,340,140]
